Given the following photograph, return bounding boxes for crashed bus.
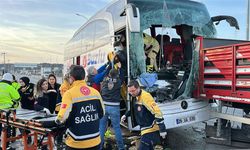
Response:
[65,0,250,142]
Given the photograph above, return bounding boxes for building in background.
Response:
[0,63,63,78]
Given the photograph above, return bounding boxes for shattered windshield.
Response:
[128,0,216,77]
[128,0,216,37]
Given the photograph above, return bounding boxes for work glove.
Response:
[157,121,167,139]
[43,108,51,115]
[55,118,62,125]
[160,131,167,139]
[121,115,126,122]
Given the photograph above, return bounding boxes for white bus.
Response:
[65,0,238,130]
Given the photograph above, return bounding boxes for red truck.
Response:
[198,37,250,147]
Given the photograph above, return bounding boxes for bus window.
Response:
[76,56,80,65]
[94,20,110,48]
[82,22,95,52]
[106,0,125,31]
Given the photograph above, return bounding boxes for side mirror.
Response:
[126,3,140,32]
[211,15,240,30]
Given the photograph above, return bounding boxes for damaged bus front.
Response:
[65,0,239,130]
[125,0,217,130]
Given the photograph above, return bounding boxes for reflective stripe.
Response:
[103,101,120,106]
[66,129,100,140]
[0,104,12,107]
[62,103,72,122]
[73,96,101,103]
[141,121,155,131]
[156,120,164,124]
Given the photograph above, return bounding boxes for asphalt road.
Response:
[166,122,246,150]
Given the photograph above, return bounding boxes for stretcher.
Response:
[0,108,65,150]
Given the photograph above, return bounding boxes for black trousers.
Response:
[66,144,100,150]
[0,123,2,137]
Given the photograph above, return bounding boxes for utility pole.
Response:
[247,0,250,40]
[1,52,6,73]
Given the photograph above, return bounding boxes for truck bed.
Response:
[199,38,250,104]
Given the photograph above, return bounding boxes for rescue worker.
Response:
[121,80,167,150]
[99,69,125,150]
[55,65,105,150]
[0,73,20,109]
[12,75,21,90]
[143,33,160,72]
[0,73,20,149]
[55,65,76,113]
[113,41,127,83]
[54,73,72,148]
[55,73,71,113]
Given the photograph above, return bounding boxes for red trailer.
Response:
[197,37,250,147]
[199,39,250,104]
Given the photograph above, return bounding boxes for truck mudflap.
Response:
[158,98,211,129]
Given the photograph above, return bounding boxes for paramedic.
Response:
[55,65,105,150]
[121,80,167,150]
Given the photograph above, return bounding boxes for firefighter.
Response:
[12,75,21,90]
[55,65,105,150]
[0,73,20,109]
[143,33,160,72]
[121,80,167,150]
[0,73,20,149]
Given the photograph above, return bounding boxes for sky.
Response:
[0,0,248,64]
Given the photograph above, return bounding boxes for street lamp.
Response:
[75,13,89,20]
[1,52,6,73]
[247,0,250,40]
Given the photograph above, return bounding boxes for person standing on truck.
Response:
[121,80,167,150]
[99,69,125,150]
[55,65,105,150]
[143,33,160,72]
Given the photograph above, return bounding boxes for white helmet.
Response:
[2,73,13,82]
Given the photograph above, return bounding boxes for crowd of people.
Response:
[0,35,167,150]
[0,72,62,149]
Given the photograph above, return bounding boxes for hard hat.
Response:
[2,73,13,82]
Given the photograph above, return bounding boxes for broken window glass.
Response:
[128,0,216,77]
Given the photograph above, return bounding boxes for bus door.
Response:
[124,3,142,130]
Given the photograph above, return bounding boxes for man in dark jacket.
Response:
[99,69,125,150]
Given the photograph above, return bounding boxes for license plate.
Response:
[176,116,196,125]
